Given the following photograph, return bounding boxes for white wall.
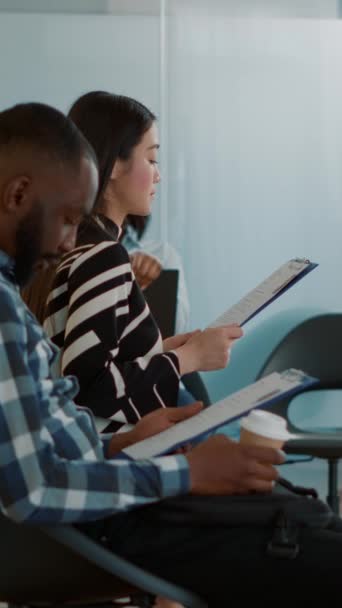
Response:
[166,15,342,329]
[0,13,159,112]
[0,11,163,237]
[167,0,340,18]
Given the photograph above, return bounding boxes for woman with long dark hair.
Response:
[44,91,242,434]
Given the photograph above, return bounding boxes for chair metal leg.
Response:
[327,459,340,515]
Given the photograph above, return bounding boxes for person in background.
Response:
[44,91,242,435]
[122,213,190,334]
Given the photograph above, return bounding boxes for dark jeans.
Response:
[80,505,342,605]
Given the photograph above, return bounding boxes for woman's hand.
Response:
[175,324,243,375]
[163,330,201,352]
[130,251,162,290]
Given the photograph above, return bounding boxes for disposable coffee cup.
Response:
[240,410,290,449]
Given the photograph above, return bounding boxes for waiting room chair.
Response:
[202,308,342,514]
[256,312,342,514]
[201,307,328,441]
[0,511,206,608]
[202,307,328,404]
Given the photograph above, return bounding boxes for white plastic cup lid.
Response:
[240,410,290,441]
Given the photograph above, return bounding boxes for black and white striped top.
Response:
[44,215,180,433]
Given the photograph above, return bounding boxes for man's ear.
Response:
[2,176,32,215]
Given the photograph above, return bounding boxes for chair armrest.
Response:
[285,432,342,459]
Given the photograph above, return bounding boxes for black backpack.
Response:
[140,477,337,560]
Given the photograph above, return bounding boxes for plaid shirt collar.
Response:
[0,249,16,280]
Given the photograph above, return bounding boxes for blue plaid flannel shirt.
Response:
[0,250,189,523]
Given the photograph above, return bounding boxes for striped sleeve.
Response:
[45,241,180,429]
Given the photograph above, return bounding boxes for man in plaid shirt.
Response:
[1,102,342,604]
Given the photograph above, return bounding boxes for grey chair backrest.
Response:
[255,313,342,514]
[257,313,342,430]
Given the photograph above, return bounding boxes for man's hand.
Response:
[131,401,203,444]
[107,402,203,457]
[186,434,285,495]
[130,251,162,290]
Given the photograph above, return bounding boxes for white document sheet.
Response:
[209,258,317,328]
[123,369,317,460]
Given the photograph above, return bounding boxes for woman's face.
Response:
[110,122,160,220]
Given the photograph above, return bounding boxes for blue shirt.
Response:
[0,250,189,524]
[122,225,190,334]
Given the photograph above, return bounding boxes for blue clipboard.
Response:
[166,373,318,454]
[241,260,318,326]
[123,370,319,459]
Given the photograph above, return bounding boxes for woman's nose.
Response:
[154,165,161,183]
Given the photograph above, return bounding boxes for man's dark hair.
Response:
[68,91,156,210]
[0,102,97,171]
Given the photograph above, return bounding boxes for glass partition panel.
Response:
[165,2,342,328]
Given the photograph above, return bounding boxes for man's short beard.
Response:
[14,203,44,287]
